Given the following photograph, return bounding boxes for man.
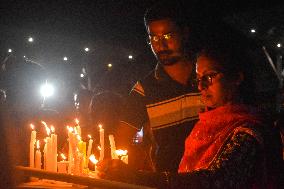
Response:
[119,1,204,172]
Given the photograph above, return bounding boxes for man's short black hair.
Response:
[144,1,188,29]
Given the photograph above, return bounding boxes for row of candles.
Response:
[29,119,128,175]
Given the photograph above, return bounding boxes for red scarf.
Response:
[178,104,261,172]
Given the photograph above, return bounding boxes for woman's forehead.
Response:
[196,56,220,72]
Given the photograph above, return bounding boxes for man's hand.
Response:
[96,159,136,183]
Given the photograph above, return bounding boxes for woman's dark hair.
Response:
[197,22,256,105]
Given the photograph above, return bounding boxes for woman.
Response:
[97,35,282,189]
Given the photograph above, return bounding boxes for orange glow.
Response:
[88,134,92,139]
[97,146,101,151]
[41,121,50,136]
[76,135,81,141]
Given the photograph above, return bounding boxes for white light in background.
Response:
[63,56,68,61]
[277,43,282,48]
[28,37,34,42]
[107,63,112,68]
[250,29,256,33]
[84,47,89,52]
[40,83,54,98]
[8,49,12,53]
[80,73,84,78]
[128,55,133,59]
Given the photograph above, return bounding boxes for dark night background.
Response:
[0,0,284,112]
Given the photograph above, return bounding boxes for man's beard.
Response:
[156,50,182,66]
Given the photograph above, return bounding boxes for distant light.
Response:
[128,55,133,59]
[23,55,26,58]
[28,37,34,42]
[107,63,112,68]
[277,43,282,48]
[63,56,68,61]
[40,83,54,98]
[80,73,84,78]
[8,49,12,53]
[250,29,256,33]
[84,47,89,52]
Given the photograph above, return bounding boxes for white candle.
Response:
[45,136,52,171]
[99,124,104,161]
[109,135,118,159]
[29,124,36,168]
[35,140,42,169]
[50,126,57,172]
[67,126,74,174]
[87,135,93,158]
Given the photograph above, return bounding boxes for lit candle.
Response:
[35,140,42,169]
[67,126,74,174]
[109,135,118,159]
[77,135,86,169]
[89,154,98,171]
[50,126,57,172]
[29,124,36,168]
[99,124,104,161]
[57,153,68,173]
[42,121,52,171]
[87,135,93,159]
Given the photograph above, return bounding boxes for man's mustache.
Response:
[157,50,173,56]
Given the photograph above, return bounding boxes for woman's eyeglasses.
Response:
[195,72,220,88]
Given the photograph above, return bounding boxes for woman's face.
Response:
[196,55,239,109]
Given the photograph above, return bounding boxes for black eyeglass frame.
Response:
[195,72,221,88]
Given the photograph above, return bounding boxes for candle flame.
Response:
[41,121,51,136]
[88,134,92,139]
[36,140,40,149]
[98,124,103,129]
[60,153,67,160]
[50,125,55,133]
[75,118,79,125]
[115,149,128,156]
[30,124,35,130]
[97,146,101,151]
[89,154,98,164]
[67,126,74,133]
[44,138,47,143]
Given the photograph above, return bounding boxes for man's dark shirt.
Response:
[121,65,204,172]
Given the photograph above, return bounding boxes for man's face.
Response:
[147,19,185,66]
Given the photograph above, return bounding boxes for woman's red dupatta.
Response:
[178,104,261,172]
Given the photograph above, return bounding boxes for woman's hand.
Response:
[96,159,136,183]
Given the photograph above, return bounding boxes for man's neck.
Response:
[163,60,193,85]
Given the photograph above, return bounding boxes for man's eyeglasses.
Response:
[147,32,175,44]
[195,72,220,88]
